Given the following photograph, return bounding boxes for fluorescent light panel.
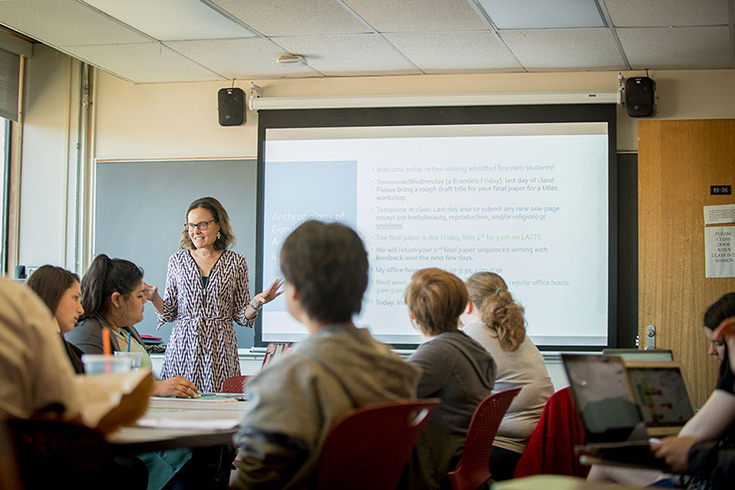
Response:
[81,0,254,41]
[478,0,605,29]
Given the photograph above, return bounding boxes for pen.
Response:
[127,331,131,352]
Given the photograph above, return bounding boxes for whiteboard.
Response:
[95,159,258,348]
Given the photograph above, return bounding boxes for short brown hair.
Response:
[180,197,236,250]
[280,220,368,324]
[25,265,80,315]
[405,268,467,336]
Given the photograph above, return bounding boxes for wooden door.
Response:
[639,119,735,408]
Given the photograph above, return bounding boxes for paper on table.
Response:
[150,395,239,403]
[136,417,240,430]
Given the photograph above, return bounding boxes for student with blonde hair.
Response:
[461,271,553,481]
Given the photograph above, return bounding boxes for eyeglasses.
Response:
[185,219,217,232]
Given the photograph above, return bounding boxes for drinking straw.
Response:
[102,327,111,373]
[127,331,132,352]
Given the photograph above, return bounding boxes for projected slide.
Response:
[260,122,609,347]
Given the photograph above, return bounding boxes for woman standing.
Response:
[403,268,496,490]
[148,197,282,393]
[460,271,554,481]
[25,265,86,373]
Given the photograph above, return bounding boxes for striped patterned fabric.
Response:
[158,249,254,392]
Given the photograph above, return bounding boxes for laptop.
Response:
[562,353,694,470]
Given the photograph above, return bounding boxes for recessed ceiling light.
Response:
[81,0,254,41]
[478,0,605,29]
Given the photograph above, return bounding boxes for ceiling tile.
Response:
[167,37,319,79]
[82,0,256,41]
[273,34,422,76]
[385,31,522,73]
[209,0,369,36]
[617,26,733,70]
[62,43,225,83]
[343,0,489,33]
[478,0,604,29]
[0,0,149,46]
[605,0,729,27]
[500,28,626,71]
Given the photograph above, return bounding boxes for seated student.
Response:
[460,271,553,481]
[403,268,497,490]
[1,277,86,422]
[66,254,237,489]
[231,220,421,489]
[589,293,735,489]
[25,265,86,373]
[66,254,198,398]
[650,297,735,490]
[0,277,150,488]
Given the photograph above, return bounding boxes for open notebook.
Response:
[562,354,694,470]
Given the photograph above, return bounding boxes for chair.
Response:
[315,398,440,490]
[513,387,589,479]
[446,387,522,490]
[8,418,113,489]
[0,421,21,490]
[221,374,251,393]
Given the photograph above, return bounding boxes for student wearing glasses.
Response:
[146,196,283,393]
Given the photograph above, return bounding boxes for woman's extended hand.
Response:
[253,278,285,306]
[153,376,200,398]
[143,282,164,313]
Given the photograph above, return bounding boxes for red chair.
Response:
[316,398,440,490]
[0,421,21,490]
[221,375,251,393]
[8,418,114,489]
[446,387,522,490]
[513,387,589,478]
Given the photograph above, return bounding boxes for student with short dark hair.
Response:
[232,220,420,489]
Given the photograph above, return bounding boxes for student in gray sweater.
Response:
[403,268,497,490]
[232,220,421,490]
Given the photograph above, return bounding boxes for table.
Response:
[108,396,250,454]
[494,475,641,490]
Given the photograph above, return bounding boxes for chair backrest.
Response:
[0,421,22,490]
[220,375,251,393]
[8,418,112,488]
[513,387,588,479]
[316,398,440,490]
[446,387,522,490]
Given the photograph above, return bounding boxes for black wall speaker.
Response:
[624,77,655,117]
[218,87,245,126]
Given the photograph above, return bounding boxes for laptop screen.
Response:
[624,362,694,428]
[562,354,649,443]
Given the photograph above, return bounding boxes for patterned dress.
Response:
[158,249,254,392]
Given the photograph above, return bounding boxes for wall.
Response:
[17,50,734,269]
[92,69,735,160]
